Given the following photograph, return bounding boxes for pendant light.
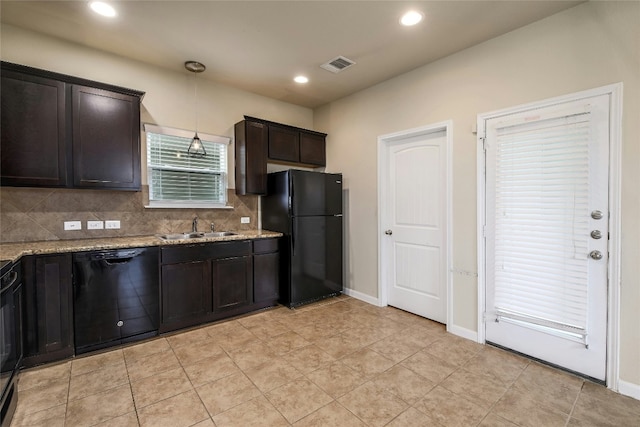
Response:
[185,60,207,157]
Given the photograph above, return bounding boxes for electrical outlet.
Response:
[105,220,121,229]
[241,217,250,224]
[87,220,104,230]
[64,221,82,231]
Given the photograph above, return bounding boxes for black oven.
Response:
[1,260,23,426]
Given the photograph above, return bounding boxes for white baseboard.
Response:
[447,324,479,342]
[342,288,380,306]
[618,379,640,401]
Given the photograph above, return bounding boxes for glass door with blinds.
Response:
[482,93,610,381]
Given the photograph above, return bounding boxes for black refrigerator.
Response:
[262,170,343,307]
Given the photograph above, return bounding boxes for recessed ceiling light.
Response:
[400,10,423,26]
[294,76,309,84]
[89,1,117,18]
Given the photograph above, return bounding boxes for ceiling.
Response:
[1,0,584,109]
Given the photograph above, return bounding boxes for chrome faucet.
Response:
[210,222,215,232]
[192,216,198,232]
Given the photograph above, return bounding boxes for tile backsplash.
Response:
[0,186,258,243]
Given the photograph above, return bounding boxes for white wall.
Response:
[0,24,314,188]
[315,1,640,389]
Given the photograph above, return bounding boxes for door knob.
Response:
[589,250,603,260]
[590,230,602,239]
[384,230,393,235]
[591,210,604,220]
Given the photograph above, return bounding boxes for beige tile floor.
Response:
[10,295,640,427]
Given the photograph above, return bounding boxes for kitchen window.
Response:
[145,124,231,208]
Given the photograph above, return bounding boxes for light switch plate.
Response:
[64,221,82,231]
[87,220,104,230]
[105,220,121,229]
[241,217,250,224]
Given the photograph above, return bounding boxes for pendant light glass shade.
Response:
[188,132,206,157]
[185,61,207,157]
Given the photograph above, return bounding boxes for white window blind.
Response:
[491,111,592,337]
[145,124,230,208]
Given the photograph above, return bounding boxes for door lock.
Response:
[590,230,602,239]
[589,250,603,260]
[384,230,393,235]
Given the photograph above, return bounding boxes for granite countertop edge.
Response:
[0,230,283,263]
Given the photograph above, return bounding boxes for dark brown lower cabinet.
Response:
[212,256,253,312]
[161,260,212,329]
[22,254,74,367]
[253,238,280,303]
[159,240,264,333]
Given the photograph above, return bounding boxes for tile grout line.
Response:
[118,346,141,427]
[170,334,225,425]
[564,381,586,427]
[470,371,520,426]
[181,322,289,424]
[64,360,72,425]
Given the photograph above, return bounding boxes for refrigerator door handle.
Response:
[289,177,294,213]
[291,221,296,256]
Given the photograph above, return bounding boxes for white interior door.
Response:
[483,93,610,381]
[379,125,449,323]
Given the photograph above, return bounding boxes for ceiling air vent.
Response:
[320,56,356,73]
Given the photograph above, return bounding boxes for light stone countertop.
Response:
[0,229,282,263]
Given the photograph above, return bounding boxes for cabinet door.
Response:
[23,254,74,363]
[161,261,212,327]
[268,125,299,163]
[212,256,253,312]
[72,85,141,190]
[1,70,68,187]
[253,252,279,303]
[299,132,326,166]
[235,120,267,195]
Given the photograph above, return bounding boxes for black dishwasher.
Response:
[73,247,159,354]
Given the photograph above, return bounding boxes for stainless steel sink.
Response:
[202,231,237,238]
[157,231,237,240]
[157,232,205,240]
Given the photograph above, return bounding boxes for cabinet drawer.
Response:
[162,244,212,264]
[253,238,278,254]
[210,241,252,259]
[161,241,252,264]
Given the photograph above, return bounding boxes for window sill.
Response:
[145,201,233,209]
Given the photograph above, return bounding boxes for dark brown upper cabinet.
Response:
[0,61,143,191]
[266,122,326,166]
[72,85,141,189]
[234,116,327,195]
[235,119,268,195]
[268,124,300,163]
[299,131,326,166]
[1,69,68,187]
